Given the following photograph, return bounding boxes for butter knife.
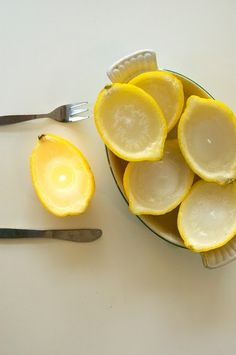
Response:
[0,228,102,242]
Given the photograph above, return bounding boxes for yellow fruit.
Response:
[178,95,236,184]
[178,180,236,252]
[123,139,194,215]
[30,134,95,217]
[129,71,184,132]
[94,83,167,161]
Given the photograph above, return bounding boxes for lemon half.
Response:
[129,71,184,132]
[30,134,95,217]
[178,96,236,184]
[123,139,194,215]
[178,180,236,252]
[94,83,167,161]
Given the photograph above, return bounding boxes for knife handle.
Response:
[0,228,102,243]
[0,229,46,238]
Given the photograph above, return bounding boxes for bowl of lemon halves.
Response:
[93,49,236,269]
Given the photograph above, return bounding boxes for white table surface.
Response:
[0,1,235,354]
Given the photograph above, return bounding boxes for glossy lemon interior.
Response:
[30,134,95,216]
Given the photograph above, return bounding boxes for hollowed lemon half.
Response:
[94,83,167,161]
[30,134,95,216]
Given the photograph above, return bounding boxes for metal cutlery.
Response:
[0,228,102,243]
[0,102,89,125]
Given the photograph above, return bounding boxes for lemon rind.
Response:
[129,70,184,132]
[178,95,236,185]
[30,134,95,217]
[177,180,236,252]
[94,83,168,162]
[123,139,194,215]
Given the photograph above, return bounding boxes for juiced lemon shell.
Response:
[94,83,167,161]
[178,95,236,185]
[130,71,184,132]
[123,139,194,215]
[178,180,236,252]
[30,134,95,217]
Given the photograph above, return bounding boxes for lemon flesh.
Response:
[129,71,184,132]
[178,180,236,252]
[94,83,167,161]
[123,140,194,215]
[178,96,236,184]
[30,134,95,216]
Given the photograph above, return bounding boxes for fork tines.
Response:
[69,102,89,121]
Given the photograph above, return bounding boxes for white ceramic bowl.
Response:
[105,50,236,269]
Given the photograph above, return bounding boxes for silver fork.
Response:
[0,102,89,125]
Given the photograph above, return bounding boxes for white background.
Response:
[0,1,235,354]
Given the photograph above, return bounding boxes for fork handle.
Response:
[0,114,47,125]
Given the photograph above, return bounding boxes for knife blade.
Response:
[0,228,102,243]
